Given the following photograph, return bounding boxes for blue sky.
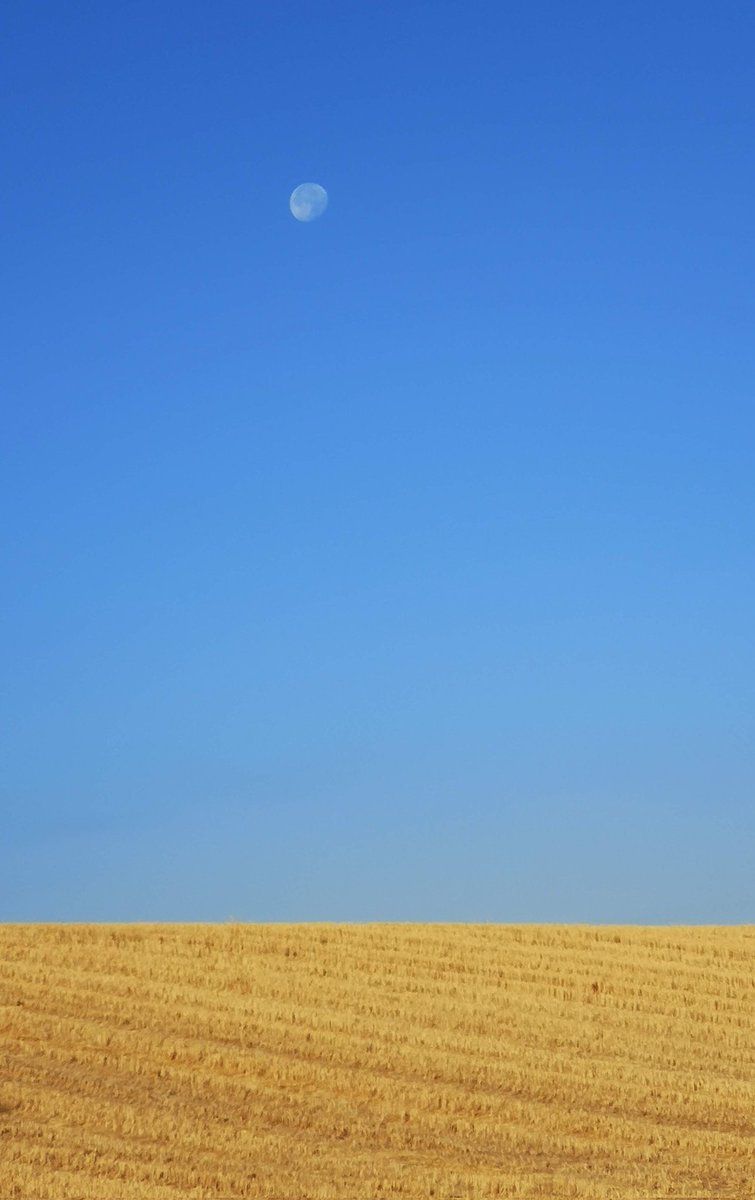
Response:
[2,1,753,922]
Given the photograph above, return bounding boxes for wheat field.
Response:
[0,924,753,1199]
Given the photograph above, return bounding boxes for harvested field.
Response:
[1,923,753,1198]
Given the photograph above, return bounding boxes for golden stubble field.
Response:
[0,923,753,1199]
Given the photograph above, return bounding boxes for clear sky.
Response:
[2,1,753,922]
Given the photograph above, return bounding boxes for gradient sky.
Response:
[2,1,753,922]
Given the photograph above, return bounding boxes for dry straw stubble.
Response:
[1,923,753,1198]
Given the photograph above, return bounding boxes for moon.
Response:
[289,182,328,222]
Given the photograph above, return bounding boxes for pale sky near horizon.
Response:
[2,1,754,922]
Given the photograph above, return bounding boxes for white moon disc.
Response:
[289,182,328,222]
